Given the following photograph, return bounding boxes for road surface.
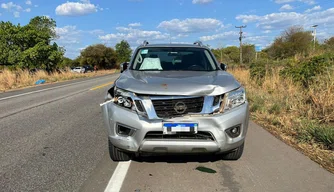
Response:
[0,74,333,192]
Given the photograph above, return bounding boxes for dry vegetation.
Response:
[230,67,334,173]
[0,69,117,92]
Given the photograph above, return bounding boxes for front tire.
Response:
[108,139,132,161]
[222,143,244,160]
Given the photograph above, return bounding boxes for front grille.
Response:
[144,131,215,141]
[152,97,204,118]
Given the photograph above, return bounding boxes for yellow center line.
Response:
[90,81,114,91]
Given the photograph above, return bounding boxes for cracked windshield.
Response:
[0,0,333,192]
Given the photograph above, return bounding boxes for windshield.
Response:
[131,47,218,71]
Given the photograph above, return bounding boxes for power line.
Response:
[235,25,247,65]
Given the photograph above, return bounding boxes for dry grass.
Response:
[0,69,116,92]
[230,67,334,173]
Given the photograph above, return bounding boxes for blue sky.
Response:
[1,0,333,58]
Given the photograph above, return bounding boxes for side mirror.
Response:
[123,63,128,71]
[220,63,227,71]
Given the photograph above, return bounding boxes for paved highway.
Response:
[0,74,333,192]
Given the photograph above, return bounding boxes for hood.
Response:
[115,70,241,96]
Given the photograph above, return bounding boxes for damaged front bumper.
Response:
[101,97,249,154]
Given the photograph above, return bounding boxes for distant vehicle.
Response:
[101,41,249,161]
[71,67,85,73]
[120,62,129,73]
[83,65,94,73]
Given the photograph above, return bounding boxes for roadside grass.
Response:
[0,69,116,92]
[230,67,334,173]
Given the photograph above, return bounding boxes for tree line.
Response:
[62,40,132,70]
[211,26,334,66]
[0,16,132,71]
[1,16,333,71]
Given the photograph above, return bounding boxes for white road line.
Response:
[104,161,131,192]
[0,76,109,102]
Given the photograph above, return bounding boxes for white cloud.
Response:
[236,8,334,40]
[300,0,316,5]
[99,27,169,44]
[192,0,213,4]
[262,30,272,34]
[24,8,31,12]
[280,4,294,11]
[199,31,239,41]
[55,1,97,16]
[1,2,22,11]
[1,2,25,17]
[263,25,273,29]
[26,0,32,5]
[244,35,272,46]
[88,29,105,35]
[128,22,142,27]
[305,5,321,13]
[55,25,82,44]
[235,15,261,23]
[274,0,315,5]
[13,11,20,18]
[274,0,294,3]
[158,18,223,33]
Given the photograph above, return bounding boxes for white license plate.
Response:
[163,122,198,134]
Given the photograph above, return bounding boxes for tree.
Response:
[242,44,256,64]
[267,26,313,59]
[324,37,334,51]
[223,46,240,64]
[0,16,63,71]
[0,22,19,66]
[115,40,132,63]
[57,57,73,69]
[80,44,117,69]
[211,46,241,65]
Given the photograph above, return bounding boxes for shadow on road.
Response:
[133,154,223,163]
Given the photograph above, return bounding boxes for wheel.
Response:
[222,143,244,160]
[108,139,132,161]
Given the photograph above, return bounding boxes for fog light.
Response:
[117,124,135,136]
[225,125,241,138]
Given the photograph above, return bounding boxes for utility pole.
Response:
[312,25,318,51]
[236,25,246,65]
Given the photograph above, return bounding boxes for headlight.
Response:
[114,88,135,110]
[223,87,246,111]
[107,87,147,117]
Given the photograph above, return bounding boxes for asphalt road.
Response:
[0,74,333,192]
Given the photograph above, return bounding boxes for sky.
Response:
[1,0,333,59]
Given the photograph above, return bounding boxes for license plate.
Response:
[163,122,198,134]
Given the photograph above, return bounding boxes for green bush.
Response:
[250,60,266,84]
[280,53,334,87]
[298,121,334,150]
[248,95,265,112]
[268,103,281,115]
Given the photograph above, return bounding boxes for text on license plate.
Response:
[163,123,198,134]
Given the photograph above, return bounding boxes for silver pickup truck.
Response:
[101,41,249,161]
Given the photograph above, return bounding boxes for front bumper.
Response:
[101,101,249,154]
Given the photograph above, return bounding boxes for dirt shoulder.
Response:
[0,69,118,93]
